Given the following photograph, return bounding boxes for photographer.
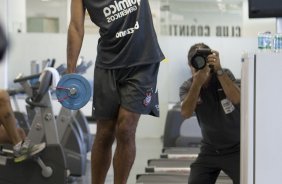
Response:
[179,43,240,184]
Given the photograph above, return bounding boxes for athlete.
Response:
[67,0,165,183]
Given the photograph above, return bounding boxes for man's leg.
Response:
[0,90,22,145]
[188,155,221,184]
[113,107,140,184]
[221,151,240,184]
[91,119,116,184]
[0,90,45,162]
[0,125,25,144]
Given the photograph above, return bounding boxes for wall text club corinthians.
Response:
[103,0,141,23]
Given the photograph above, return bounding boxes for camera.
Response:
[190,48,212,70]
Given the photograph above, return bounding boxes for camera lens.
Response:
[192,56,206,70]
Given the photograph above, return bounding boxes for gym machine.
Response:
[0,69,93,183]
[163,103,202,148]
[137,152,232,184]
[136,148,232,184]
[0,71,68,184]
[136,173,232,184]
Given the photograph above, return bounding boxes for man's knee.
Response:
[0,90,11,117]
[116,121,135,140]
[0,90,11,113]
[116,114,139,143]
[95,120,116,146]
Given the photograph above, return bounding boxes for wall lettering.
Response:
[168,24,241,37]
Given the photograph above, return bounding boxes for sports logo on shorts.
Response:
[143,88,153,106]
[155,105,159,111]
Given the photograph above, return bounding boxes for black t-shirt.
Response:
[83,0,165,69]
[179,69,240,152]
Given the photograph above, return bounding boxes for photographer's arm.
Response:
[208,50,240,105]
[217,73,240,105]
[181,66,210,118]
[181,81,201,118]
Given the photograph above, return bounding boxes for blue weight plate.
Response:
[56,74,92,110]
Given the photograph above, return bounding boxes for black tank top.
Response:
[83,0,165,69]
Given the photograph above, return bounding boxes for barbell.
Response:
[56,74,92,110]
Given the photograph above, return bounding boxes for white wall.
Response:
[7,33,259,137]
[1,0,280,138]
[7,0,26,33]
[26,0,277,36]
[160,0,277,37]
[26,0,68,33]
[0,0,26,88]
[241,0,276,36]
[7,33,97,89]
[162,36,257,103]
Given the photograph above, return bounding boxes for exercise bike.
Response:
[0,70,68,184]
[16,69,91,178]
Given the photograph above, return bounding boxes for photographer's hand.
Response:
[192,65,210,87]
[207,50,222,72]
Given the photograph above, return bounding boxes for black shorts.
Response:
[93,63,160,120]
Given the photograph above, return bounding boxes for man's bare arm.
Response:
[181,81,201,118]
[181,66,210,118]
[67,0,86,73]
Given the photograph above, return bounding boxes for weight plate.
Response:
[56,74,92,110]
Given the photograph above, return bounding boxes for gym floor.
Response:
[73,137,163,184]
